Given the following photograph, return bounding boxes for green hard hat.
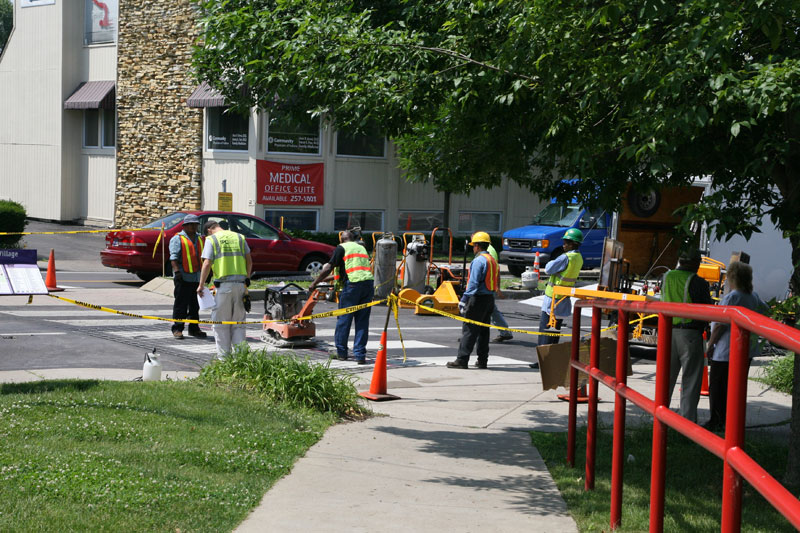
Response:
[563,228,584,244]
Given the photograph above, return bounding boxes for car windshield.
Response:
[531,204,582,227]
[142,212,186,230]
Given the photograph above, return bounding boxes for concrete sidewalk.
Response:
[2,358,791,533]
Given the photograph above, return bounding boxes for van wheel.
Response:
[508,265,525,277]
[628,188,661,218]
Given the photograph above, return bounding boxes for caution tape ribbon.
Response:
[0,227,151,235]
[388,295,408,362]
[47,293,387,326]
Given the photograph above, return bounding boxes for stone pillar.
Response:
[115,0,203,226]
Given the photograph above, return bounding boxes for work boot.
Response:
[188,329,207,339]
[172,331,184,340]
[491,335,513,343]
[473,361,488,369]
[446,360,468,369]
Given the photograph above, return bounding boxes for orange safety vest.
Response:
[479,251,499,291]
[179,234,204,274]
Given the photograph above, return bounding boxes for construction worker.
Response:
[168,214,207,340]
[534,229,584,366]
[662,248,713,423]
[487,241,512,342]
[197,221,253,358]
[309,229,374,364]
[447,231,499,369]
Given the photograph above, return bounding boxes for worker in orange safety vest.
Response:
[169,214,207,340]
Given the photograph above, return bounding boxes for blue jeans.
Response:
[491,305,512,338]
[335,280,374,360]
[538,311,563,346]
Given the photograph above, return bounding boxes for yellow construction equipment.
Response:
[414,280,461,315]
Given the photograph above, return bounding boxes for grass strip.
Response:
[0,379,333,532]
[531,425,797,532]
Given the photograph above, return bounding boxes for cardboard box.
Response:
[536,338,633,391]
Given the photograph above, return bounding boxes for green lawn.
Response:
[0,379,333,532]
[531,425,796,532]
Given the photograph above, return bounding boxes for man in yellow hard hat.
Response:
[447,231,499,369]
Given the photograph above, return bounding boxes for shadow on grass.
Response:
[0,379,101,395]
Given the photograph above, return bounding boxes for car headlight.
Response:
[535,239,550,248]
[502,238,508,246]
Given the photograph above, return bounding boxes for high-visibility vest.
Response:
[333,241,373,284]
[544,251,583,297]
[478,251,499,291]
[662,269,696,325]
[209,230,247,280]
[179,234,204,274]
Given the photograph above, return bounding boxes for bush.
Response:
[0,199,26,248]
[760,352,794,395]
[198,343,369,418]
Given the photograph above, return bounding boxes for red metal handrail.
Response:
[566,299,800,532]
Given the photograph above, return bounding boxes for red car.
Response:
[101,210,335,281]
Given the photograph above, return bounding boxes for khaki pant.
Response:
[667,328,705,423]
[211,281,247,358]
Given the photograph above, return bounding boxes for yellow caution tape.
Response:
[389,295,408,362]
[0,227,151,235]
[47,293,388,326]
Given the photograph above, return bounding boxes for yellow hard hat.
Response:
[469,231,491,245]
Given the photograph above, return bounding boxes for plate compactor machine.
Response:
[261,283,327,348]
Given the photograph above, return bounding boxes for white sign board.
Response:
[2,264,48,295]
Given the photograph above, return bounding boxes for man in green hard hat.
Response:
[532,228,584,368]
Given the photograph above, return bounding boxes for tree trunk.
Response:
[783,232,800,488]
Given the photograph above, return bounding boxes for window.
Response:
[83,108,115,148]
[579,208,608,230]
[207,108,249,151]
[84,0,118,45]
[336,123,385,158]
[334,210,384,232]
[233,216,279,240]
[143,212,188,230]
[457,212,502,234]
[266,110,320,155]
[83,109,99,147]
[397,211,444,232]
[264,210,319,232]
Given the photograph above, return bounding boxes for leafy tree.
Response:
[0,0,12,55]
[194,0,800,483]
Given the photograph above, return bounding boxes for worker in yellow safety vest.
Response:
[168,214,207,340]
[536,228,584,357]
[309,229,375,364]
[197,220,253,358]
[447,231,499,369]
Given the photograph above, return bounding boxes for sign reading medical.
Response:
[256,160,324,206]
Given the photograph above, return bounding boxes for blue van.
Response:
[500,202,610,276]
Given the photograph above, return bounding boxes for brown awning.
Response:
[186,81,226,108]
[64,81,115,110]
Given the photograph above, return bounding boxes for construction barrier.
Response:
[566,299,800,532]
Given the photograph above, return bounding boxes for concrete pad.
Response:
[236,417,577,533]
[0,368,199,383]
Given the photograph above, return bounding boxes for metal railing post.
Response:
[649,313,672,533]
[585,306,602,490]
[722,322,749,532]
[610,310,630,529]
[567,305,582,467]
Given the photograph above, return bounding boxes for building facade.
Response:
[0,0,546,235]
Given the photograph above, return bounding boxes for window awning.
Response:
[186,82,226,108]
[64,81,116,110]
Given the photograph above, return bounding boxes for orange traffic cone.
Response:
[701,355,710,396]
[533,251,541,279]
[45,249,63,292]
[558,385,590,403]
[360,330,401,401]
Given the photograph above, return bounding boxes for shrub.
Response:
[198,343,369,418]
[760,352,794,395]
[0,199,26,248]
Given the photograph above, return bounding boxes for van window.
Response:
[532,204,582,227]
[580,209,607,230]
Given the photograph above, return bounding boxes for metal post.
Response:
[649,313,672,533]
[586,306,601,490]
[721,322,749,533]
[567,305,582,467]
[610,310,630,529]
[161,222,165,278]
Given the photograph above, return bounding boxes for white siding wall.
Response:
[0,1,64,219]
[80,153,116,221]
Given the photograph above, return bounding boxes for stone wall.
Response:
[115,0,202,226]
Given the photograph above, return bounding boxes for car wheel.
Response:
[507,265,525,277]
[135,271,157,282]
[628,188,661,218]
[300,255,327,277]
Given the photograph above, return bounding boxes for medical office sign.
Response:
[256,160,324,205]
